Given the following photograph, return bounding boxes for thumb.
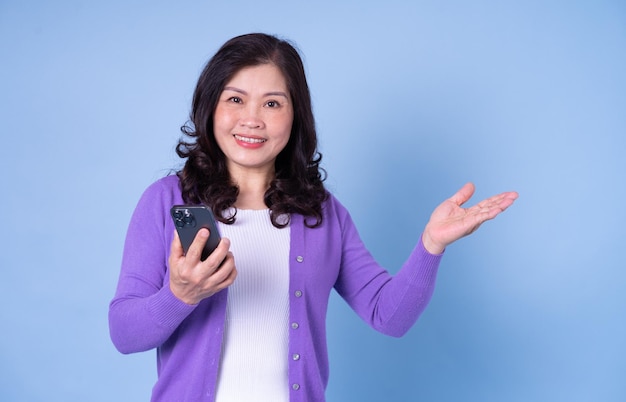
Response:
[449,182,475,206]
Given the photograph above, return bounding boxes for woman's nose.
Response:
[240,118,262,128]
[239,107,264,129]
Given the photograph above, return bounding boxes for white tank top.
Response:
[215,209,290,402]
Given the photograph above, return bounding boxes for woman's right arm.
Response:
[108,181,197,354]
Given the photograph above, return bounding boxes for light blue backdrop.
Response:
[1,1,624,401]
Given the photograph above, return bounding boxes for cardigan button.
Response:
[292,353,300,360]
[291,322,299,329]
[296,256,304,263]
[295,290,302,297]
[292,383,300,390]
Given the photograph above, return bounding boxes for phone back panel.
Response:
[170,205,221,261]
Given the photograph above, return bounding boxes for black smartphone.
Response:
[170,205,221,261]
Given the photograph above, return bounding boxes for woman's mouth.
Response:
[234,134,266,144]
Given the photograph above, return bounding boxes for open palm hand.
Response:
[422,183,518,254]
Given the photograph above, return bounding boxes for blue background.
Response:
[1,1,625,401]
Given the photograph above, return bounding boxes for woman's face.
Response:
[213,63,294,178]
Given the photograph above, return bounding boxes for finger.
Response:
[207,273,237,296]
[449,182,475,206]
[209,256,238,290]
[472,192,518,221]
[504,191,520,201]
[221,262,238,286]
[492,193,518,213]
[202,237,232,270]
[185,228,210,262]
[476,191,518,211]
[209,252,236,282]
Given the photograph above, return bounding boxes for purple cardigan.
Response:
[109,175,442,401]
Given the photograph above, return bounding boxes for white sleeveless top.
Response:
[214,209,290,402]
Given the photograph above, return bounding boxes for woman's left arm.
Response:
[333,184,517,337]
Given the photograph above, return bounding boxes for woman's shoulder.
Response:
[144,174,180,194]
[321,191,352,223]
[137,174,183,206]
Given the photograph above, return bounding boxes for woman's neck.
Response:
[235,186,269,210]
[229,166,273,210]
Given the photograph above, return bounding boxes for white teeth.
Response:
[234,134,266,144]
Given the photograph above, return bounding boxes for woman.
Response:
[109,33,518,401]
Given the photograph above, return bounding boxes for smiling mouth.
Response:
[234,134,266,144]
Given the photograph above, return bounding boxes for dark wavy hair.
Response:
[176,33,327,228]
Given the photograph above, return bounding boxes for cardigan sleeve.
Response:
[108,178,197,354]
[331,197,443,337]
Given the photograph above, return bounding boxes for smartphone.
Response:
[170,205,221,261]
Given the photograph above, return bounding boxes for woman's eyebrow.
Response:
[264,91,289,98]
[223,86,289,98]
[223,86,246,95]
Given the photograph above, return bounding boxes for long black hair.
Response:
[176,33,327,228]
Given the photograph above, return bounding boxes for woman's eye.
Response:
[266,100,280,108]
[228,96,242,104]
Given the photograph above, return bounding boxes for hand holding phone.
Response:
[169,205,236,304]
[170,205,221,261]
